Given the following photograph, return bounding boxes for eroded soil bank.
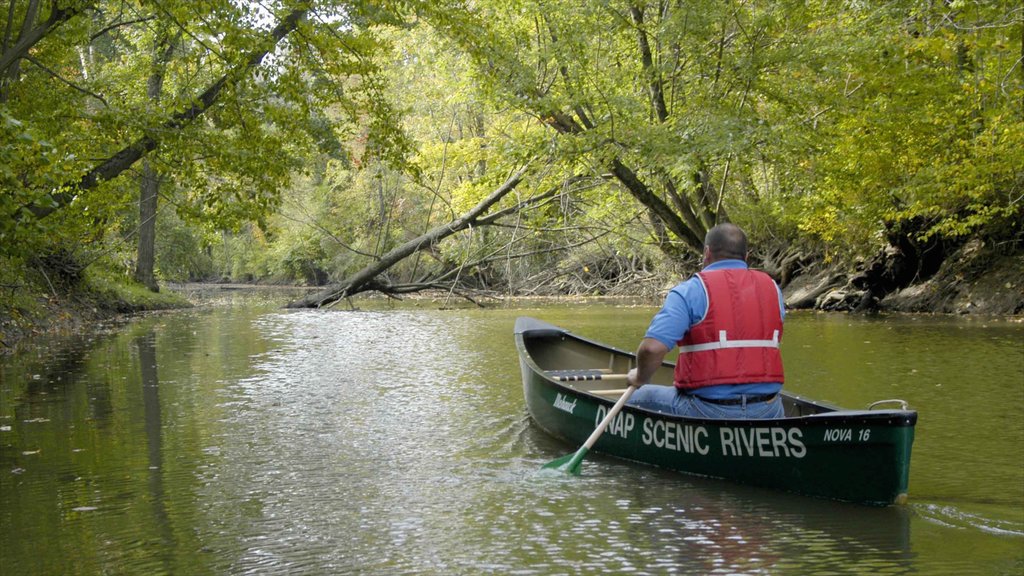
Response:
[778,238,1023,316]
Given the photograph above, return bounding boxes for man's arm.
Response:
[627,337,670,388]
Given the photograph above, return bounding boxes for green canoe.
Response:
[515,317,917,506]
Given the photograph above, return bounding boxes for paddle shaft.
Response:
[580,384,636,452]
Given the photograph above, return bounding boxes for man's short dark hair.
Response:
[704,223,747,261]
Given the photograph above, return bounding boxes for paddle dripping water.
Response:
[0,300,1021,574]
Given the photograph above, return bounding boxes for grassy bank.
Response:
[0,259,192,353]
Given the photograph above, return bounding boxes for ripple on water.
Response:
[915,502,1024,536]
[1,307,1021,575]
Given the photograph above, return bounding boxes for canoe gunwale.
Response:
[515,316,918,505]
[514,316,917,428]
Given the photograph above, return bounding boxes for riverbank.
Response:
[3,243,1021,353]
[0,264,191,354]
[314,239,1022,317]
[781,239,1023,316]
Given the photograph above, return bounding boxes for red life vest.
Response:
[674,268,784,390]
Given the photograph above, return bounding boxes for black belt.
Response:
[693,393,777,406]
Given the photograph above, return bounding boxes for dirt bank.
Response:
[0,272,191,354]
[782,238,1023,316]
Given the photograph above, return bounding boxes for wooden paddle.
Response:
[541,384,636,475]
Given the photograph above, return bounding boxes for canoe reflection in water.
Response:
[630,469,914,573]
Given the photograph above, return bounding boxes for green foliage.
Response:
[2,0,1019,300]
[1,0,409,278]
[796,1,1023,254]
[155,210,215,282]
[418,0,1023,267]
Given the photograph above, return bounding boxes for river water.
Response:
[1,294,1021,575]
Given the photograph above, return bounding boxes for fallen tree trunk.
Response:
[286,163,532,308]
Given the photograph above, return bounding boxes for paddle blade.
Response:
[541,446,588,475]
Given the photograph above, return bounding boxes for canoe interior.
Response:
[520,324,838,418]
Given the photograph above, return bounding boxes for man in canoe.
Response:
[626,223,785,419]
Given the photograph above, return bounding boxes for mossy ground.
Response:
[0,259,191,353]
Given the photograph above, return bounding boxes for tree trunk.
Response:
[286,163,531,308]
[0,0,39,101]
[135,158,159,290]
[0,1,81,77]
[609,159,702,254]
[134,30,176,292]
[627,5,708,255]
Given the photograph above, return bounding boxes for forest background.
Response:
[1,0,1022,346]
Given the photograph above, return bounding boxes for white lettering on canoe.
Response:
[553,393,577,414]
[823,428,852,442]
[720,427,806,459]
[594,405,635,439]
[641,418,710,455]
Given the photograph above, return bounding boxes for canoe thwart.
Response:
[545,370,628,382]
[868,399,910,410]
[591,388,630,396]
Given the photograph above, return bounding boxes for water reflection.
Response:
[137,331,175,566]
[0,305,1021,575]
[475,460,915,575]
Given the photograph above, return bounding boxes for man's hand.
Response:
[627,367,642,389]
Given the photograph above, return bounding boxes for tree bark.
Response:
[629,5,668,123]
[135,159,159,290]
[134,30,177,292]
[609,159,702,253]
[0,1,82,76]
[286,163,532,308]
[0,0,39,101]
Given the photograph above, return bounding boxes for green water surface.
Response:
[1,298,1021,574]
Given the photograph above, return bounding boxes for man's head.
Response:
[702,223,747,265]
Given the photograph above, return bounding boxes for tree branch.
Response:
[23,54,107,105]
[90,15,157,41]
[0,2,85,74]
[286,161,533,308]
[25,8,309,220]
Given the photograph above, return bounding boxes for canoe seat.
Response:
[590,388,629,397]
[545,370,628,383]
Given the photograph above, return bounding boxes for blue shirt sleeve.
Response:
[643,276,707,349]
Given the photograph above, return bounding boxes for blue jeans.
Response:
[628,385,784,419]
